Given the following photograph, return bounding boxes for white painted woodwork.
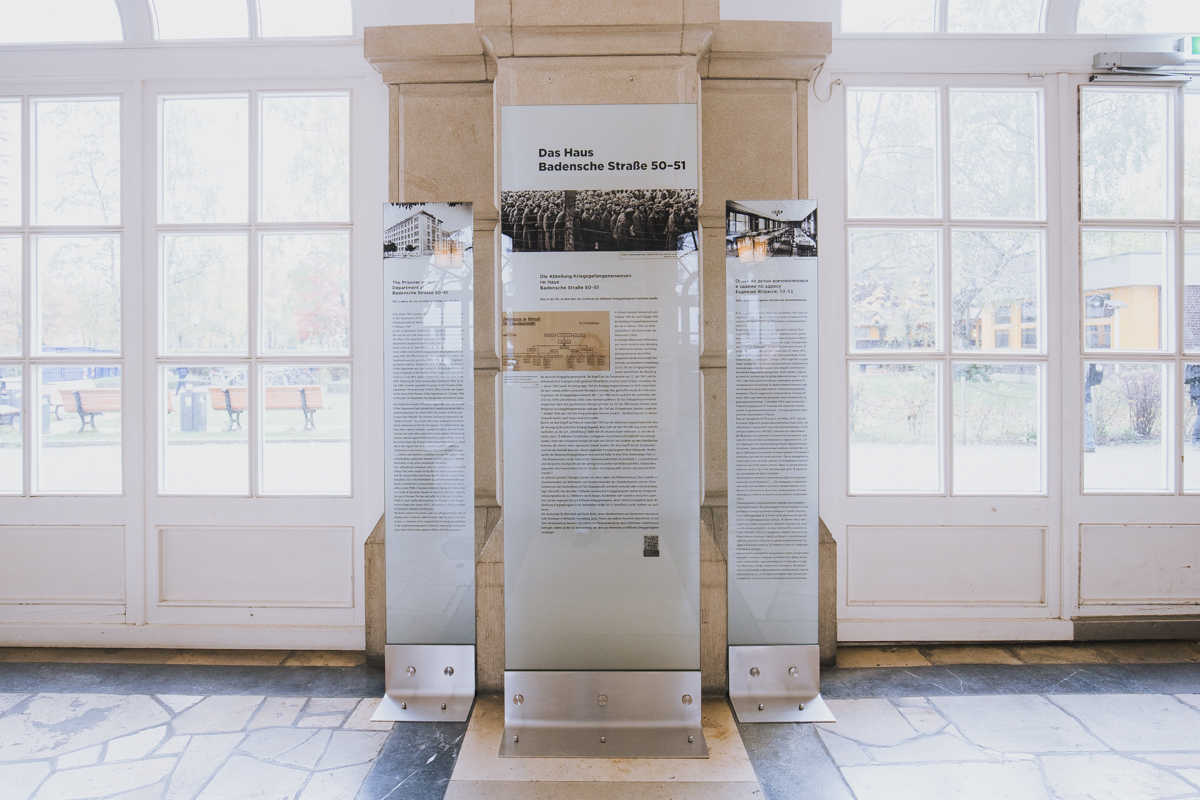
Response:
[846,527,1047,606]
[158,527,354,607]
[0,526,125,604]
[1080,525,1200,605]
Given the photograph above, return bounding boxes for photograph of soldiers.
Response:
[501,189,698,253]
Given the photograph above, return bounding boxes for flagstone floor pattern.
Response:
[0,692,394,800]
[814,693,1200,800]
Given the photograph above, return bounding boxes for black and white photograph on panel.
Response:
[726,199,817,260]
[501,189,698,253]
[383,202,473,265]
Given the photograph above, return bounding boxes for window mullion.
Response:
[248,88,260,496]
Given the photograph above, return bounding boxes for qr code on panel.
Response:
[643,535,659,557]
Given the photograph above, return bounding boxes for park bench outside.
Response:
[206,385,325,431]
[59,388,121,433]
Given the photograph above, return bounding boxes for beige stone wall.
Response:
[365,8,833,694]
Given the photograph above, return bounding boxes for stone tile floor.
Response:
[3,644,1200,799]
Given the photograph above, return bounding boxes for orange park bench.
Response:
[59,388,121,433]
[266,386,325,431]
[208,387,247,431]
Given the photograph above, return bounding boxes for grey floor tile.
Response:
[737,718,855,800]
[354,718,468,800]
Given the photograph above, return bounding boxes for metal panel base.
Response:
[371,644,475,723]
[728,645,835,723]
[499,671,708,758]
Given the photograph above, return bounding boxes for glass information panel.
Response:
[384,202,475,646]
[500,104,701,671]
[726,200,819,646]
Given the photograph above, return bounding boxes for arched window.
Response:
[151,0,249,40]
[0,0,123,44]
[842,0,935,33]
[1077,0,1200,34]
[947,0,1043,33]
[842,0,1044,33]
[259,0,353,38]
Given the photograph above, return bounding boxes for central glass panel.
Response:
[499,104,701,671]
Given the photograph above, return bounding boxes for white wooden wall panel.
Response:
[158,527,354,608]
[847,527,1047,606]
[1080,525,1200,605]
[0,526,125,604]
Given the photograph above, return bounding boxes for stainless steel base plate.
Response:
[728,645,836,723]
[371,644,475,723]
[499,670,708,758]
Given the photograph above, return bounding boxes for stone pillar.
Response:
[365,5,832,695]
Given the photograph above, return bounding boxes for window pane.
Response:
[1185,363,1200,493]
[1186,231,1200,352]
[850,229,939,350]
[0,238,19,356]
[850,363,940,493]
[151,0,249,40]
[0,0,123,44]
[0,367,20,494]
[952,230,1041,352]
[1084,362,1168,492]
[162,366,248,495]
[950,91,1041,220]
[161,97,248,224]
[947,0,1042,32]
[847,90,938,218]
[258,0,353,37]
[260,94,349,223]
[260,366,350,495]
[842,0,934,32]
[1077,0,1200,34]
[1082,230,1170,353]
[162,234,247,354]
[1186,94,1200,220]
[1080,90,1170,220]
[34,99,121,226]
[38,365,121,494]
[952,363,1042,494]
[0,100,20,226]
[261,233,349,353]
[36,236,120,355]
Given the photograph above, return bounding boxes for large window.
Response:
[847,85,1047,495]
[1079,86,1200,494]
[0,95,125,495]
[156,92,351,496]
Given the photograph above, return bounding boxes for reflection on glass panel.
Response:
[1187,94,1200,220]
[37,365,121,494]
[850,229,938,350]
[1084,362,1168,492]
[1080,90,1169,220]
[0,238,19,356]
[0,0,123,44]
[842,0,934,32]
[36,236,121,355]
[162,235,247,354]
[260,95,350,223]
[34,99,121,226]
[1081,230,1169,353]
[847,90,938,218]
[1077,0,1200,34]
[947,0,1042,32]
[1185,364,1200,493]
[162,366,248,495]
[0,367,20,494]
[0,100,20,225]
[1186,232,1200,352]
[952,230,1040,352]
[950,91,1040,220]
[161,97,248,224]
[261,233,349,353]
[952,363,1042,494]
[258,0,353,37]
[260,365,350,495]
[152,0,249,39]
[849,362,940,493]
